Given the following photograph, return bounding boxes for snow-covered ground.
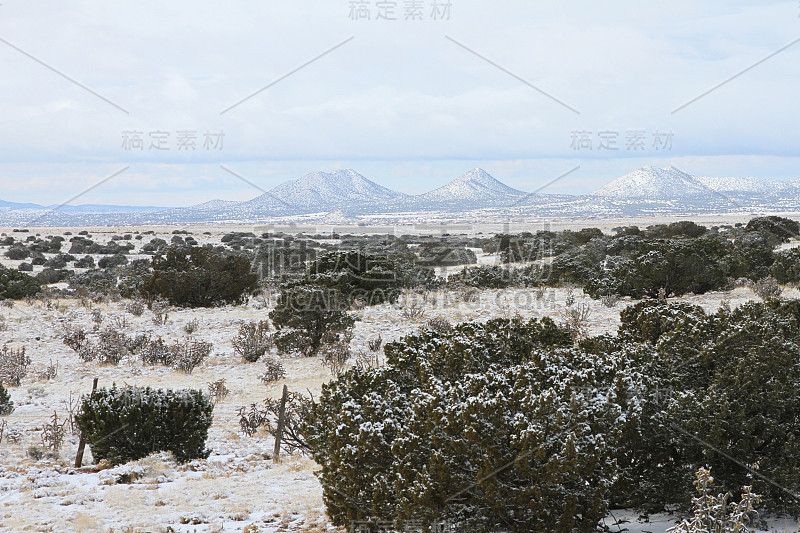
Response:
[1,283,794,532]
[0,226,798,531]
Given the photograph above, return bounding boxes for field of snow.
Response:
[0,224,798,532]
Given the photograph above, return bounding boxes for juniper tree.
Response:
[269,286,354,357]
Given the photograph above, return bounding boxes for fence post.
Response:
[273,384,289,464]
[74,377,98,468]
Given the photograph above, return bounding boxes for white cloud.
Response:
[0,0,797,204]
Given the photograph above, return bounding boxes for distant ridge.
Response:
[1,166,799,225]
[0,199,44,210]
[696,176,798,197]
[187,199,241,212]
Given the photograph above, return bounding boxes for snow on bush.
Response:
[75,386,213,465]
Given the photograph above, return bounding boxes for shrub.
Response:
[447,265,512,289]
[600,293,619,307]
[454,284,479,302]
[400,302,425,320]
[306,317,641,532]
[306,250,405,305]
[75,386,213,464]
[270,286,354,357]
[124,299,145,317]
[117,259,151,298]
[171,340,212,374]
[91,308,104,328]
[232,321,272,362]
[645,221,707,239]
[67,268,116,295]
[27,445,46,461]
[355,350,382,370]
[97,254,128,269]
[367,335,383,353]
[62,327,88,352]
[666,468,761,533]
[0,382,14,415]
[238,403,267,436]
[559,302,592,342]
[0,345,31,386]
[182,318,200,335]
[95,328,131,365]
[580,230,757,300]
[76,343,100,363]
[260,356,286,384]
[618,300,707,344]
[549,246,605,286]
[319,339,350,375]
[43,255,67,269]
[771,247,800,284]
[137,337,210,372]
[262,391,312,454]
[415,243,477,267]
[751,276,781,300]
[74,255,95,269]
[207,379,229,404]
[37,359,58,381]
[745,215,800,242]
[4,246,29,260]
[141,248,257,307]
[41,411,66,455]
[138,338,172,366]
[36,267,71,284]
[615,300,800,515]
[424,316,452,334]
[150,297,170,325]
[564,286,576,306]
[0,266,40,300]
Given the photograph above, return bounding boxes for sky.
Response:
[0,0,798,206]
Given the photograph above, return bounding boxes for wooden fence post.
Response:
[74,377,98,468]
[273,384,289,464]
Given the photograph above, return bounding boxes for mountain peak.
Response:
[590,166,709,199]
[453,168,499,185]
[413,168,526,206]
[243,169,406,212]
[301,168,364,182]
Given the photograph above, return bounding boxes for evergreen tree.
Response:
[771,247,800,284]
[0,382,13,415]
[0,265,40,300]
[306,251,404,305]
[269,286,354,356]
[305,317,651,532]
[140,247,257,307]
[75,386,213,464]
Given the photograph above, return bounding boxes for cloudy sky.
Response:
[0,0,798,206]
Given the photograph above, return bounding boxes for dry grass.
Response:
[0,244,793,532]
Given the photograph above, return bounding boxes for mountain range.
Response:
[2,166,799,226]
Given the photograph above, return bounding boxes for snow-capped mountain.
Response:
[236,190,298,216]
[696,176,799,197]
[590,167,712,199]
[187,199,241,211]
[2,166,800,226]
[399,168,527,210]
[245,169,406,212]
